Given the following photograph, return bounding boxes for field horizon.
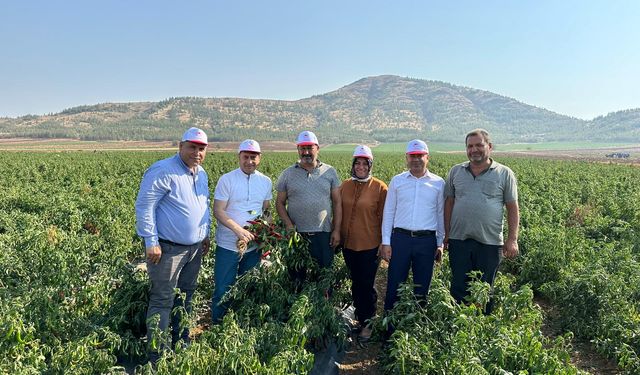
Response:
[1,137,638,154]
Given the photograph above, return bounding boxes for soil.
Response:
[0,138,296,151]
[496,146,640,165]
[3,138,638,166]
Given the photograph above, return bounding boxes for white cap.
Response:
[181,127,208,145]
[406,139,429,154]
[296,130,319,146]
[238,139,261,153]
[353,145,373,160]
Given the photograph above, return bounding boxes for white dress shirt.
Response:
[214,168,272,251]
[381,170,445,246]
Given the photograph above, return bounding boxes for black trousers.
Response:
[448,238,501,314]
[343,247,379,325]
[289,231,333,286]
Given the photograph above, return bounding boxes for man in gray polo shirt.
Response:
[276,130,341,283]
[444,128,519,313]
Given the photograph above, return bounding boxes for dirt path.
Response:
[0,138,295,151]
[338,263,387,374]
[497,147,640,165]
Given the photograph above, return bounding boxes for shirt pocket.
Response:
[480,180,502,199]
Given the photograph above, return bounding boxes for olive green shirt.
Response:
[444,160,517,246]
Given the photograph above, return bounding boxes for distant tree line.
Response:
[1,76,638,143]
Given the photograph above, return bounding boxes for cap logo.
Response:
[238,139,261,153]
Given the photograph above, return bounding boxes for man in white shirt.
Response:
[381,139,444,312]
[211,139,272,323]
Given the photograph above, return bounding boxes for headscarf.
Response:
[350,157,373,183]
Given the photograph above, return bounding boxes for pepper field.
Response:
[1,150,638,374]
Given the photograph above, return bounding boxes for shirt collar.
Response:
[235,167,256,177]
[403,170,435,180]
[463,158,496,171]
[174,154,197,174]
[295,160,323,169]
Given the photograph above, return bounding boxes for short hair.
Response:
[465,128,491,144]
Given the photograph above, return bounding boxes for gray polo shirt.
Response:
[444,160,517,245]
[276,161,340,232]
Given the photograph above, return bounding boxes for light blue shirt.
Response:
[135,154,211,247]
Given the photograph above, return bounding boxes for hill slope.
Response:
[0,75,637,143]
[589,108,640,141]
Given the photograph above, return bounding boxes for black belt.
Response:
[159,238,197,247]
[393,228,436,238]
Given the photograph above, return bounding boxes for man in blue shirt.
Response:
[135,127,211,363]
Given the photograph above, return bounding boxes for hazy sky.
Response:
[2,0,638,119]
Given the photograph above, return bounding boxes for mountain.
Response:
[589,108,640,142]
[0,75,638,143]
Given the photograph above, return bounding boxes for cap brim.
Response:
[185,140,208,145]
[297,141,317,146]
[239,150,261,154]
[406,151,428,155]
[353,155,372,159]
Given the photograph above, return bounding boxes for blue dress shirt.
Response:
[135,154,211,247]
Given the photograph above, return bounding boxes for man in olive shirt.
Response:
[444,128,519,313]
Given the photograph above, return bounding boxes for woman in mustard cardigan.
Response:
[339,145,388,342]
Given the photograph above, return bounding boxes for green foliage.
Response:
[378,274,582,374]
[1,150,639,373]
[514,159,640,373]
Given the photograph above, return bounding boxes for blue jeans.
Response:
[384,231,437,311]
[211,245,261,323]
[448,238,501,314]
[146,241,202,359]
